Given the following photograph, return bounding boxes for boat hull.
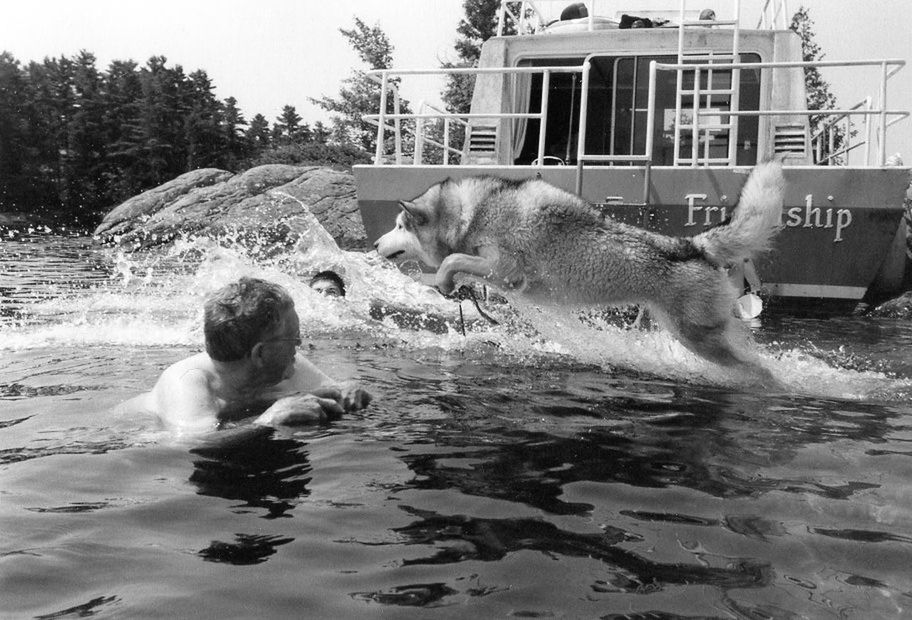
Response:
[354,165,910,301]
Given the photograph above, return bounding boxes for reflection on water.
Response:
[0,231,911,618]
[198,534,295,566]
[190,430,313,519]
[389,508,771,589]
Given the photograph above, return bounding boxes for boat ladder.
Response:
[671,0,790,166]
[672,0,743,167]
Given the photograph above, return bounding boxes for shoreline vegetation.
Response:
[0,50,372,229]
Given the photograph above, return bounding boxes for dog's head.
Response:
[374,182,451,267]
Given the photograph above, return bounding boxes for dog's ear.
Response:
[399,200,429,225]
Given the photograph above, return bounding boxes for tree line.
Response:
[0,50,370,224]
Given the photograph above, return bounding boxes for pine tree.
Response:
[0,52,32,209]
[441,0,515,115]
[101,59,144,203]
[127,56,181,186]
[310,17,409,154]
[312,120,330,144]
[222,96,248,168]
[26,56,80,213]
[274,104,303,145]
[246,113,271,152]
[182,69,224,170]
[790,7,843,163]
[67,50,106,220]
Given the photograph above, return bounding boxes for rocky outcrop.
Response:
[93,165,368,250]
[870,290,912,318]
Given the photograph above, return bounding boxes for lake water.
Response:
[2,224,911,619]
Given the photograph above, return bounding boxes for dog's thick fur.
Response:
[375,162,785,376]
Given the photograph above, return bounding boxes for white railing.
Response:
[812,97,911,167]
[650,57,908,166]
[365,54,907,172]
[412,101,468,165]
[811,97,871,166]
[365,65,586,166]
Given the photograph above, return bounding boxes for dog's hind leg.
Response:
[677,319,749,367]
[667,314,779,387]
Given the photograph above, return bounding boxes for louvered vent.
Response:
[773,124,809,162]
[466,124,498,162]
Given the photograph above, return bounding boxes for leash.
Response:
[446,285,501,334]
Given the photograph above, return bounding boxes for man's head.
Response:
[309,270,346,298]
[204,277,297,362]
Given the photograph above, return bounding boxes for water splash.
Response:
[1,224,910,402]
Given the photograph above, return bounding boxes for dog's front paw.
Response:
[435,270,457,296]
[435,282,456,297]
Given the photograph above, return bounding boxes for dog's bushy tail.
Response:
[693,161,785,266]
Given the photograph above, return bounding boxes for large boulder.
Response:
[94,168,232,238]
[93,165,367,250]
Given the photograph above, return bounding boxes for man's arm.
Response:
[253,393,345,426]
[295,355,373,411]
[267,353,373,412]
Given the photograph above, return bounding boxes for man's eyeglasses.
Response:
[264,336,303,347]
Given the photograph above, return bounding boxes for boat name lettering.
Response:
[684,194,729,227]
[684,193,852,242]
[783,194,852,243]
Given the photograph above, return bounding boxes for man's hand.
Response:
[255,393,345,426]
[317,383,372,412]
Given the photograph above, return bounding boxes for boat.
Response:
[353,0,910,307]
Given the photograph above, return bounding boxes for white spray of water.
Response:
[509,300,912,401]
[1,212,909,402]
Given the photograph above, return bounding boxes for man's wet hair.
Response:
[309,270,346,297]
[204,277,294,361]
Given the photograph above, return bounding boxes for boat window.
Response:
[514,54,761,166]
[513,58,584,165]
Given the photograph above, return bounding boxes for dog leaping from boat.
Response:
[374,162,786,381]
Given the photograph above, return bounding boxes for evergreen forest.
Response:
[0,51,369,225]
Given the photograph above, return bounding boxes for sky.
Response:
[3,0,910,158]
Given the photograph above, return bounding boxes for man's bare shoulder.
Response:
[156,353,215,383]
[113,354,215,420]
[147,353,217,411]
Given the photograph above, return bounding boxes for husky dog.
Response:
[375,162,785,377]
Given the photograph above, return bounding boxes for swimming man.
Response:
[309,270,346,297]
[137,276,371,435]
